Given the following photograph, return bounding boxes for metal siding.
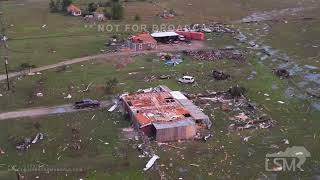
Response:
[155,122,196,142]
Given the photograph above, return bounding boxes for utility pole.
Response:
[4,55,9,90]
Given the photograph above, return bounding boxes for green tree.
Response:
[87,2,98,13]
[105,78,119,93]
[103,8,111,19]
[110,2,123,20]
[61,0,72,12]
[49,0,58,12]
[56,0,61,11]
[20,63,36,70]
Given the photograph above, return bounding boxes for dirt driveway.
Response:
[0,101,111,120]
[0,42,206,82]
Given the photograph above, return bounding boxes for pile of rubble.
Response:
[185,87,275,131]
[183,49,245,62]
[274,68,290,79]
[159,10,176,19]
[212,70,230,80]
[183,23,236,34]
[206,23,236,34]
[15,133,46,151]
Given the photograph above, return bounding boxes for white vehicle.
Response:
[178,76,195,84]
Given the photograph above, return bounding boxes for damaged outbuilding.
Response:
[120,86,211,142]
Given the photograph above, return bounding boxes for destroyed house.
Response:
[120,87,211,142]
[128,33,157,51]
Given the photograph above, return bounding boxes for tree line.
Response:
[49,0,124,20]
[49,0,72,13]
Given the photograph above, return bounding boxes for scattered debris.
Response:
[143,155,160,171]
[159,75,171,79]
[0,148,5,155]
[79,82,93,93]
[16,133,46,151]
[32,133,44,144]
[187,89,274,131]
[274,69,290,78]
[234,113,249,121]
[190,164,200,167]
[306,88,320,98]
[184,49,245,62]
[203,134,213,141]
[283,139,290,145]
[137,144,150,157]
[158,142,185,150]
[212,70,230,80]
[164,54,183,66]
[64,94,72,99]
[108,101,118,112]
[159,10,176,19]
[242,136,251,142]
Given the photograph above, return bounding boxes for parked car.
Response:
[74,99,100,109]
[178,76,195,84]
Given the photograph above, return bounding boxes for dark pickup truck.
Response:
[74,99,101,109]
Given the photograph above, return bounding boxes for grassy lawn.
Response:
[157,0,317,22]
[0,0,110,74]
[0,111,145,180]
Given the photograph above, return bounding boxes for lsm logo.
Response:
[265,146,311,172]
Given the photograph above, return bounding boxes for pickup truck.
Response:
[74,99,100,109]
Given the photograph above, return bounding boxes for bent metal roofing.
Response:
[122,92,191,126]
[130,33,157,43]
